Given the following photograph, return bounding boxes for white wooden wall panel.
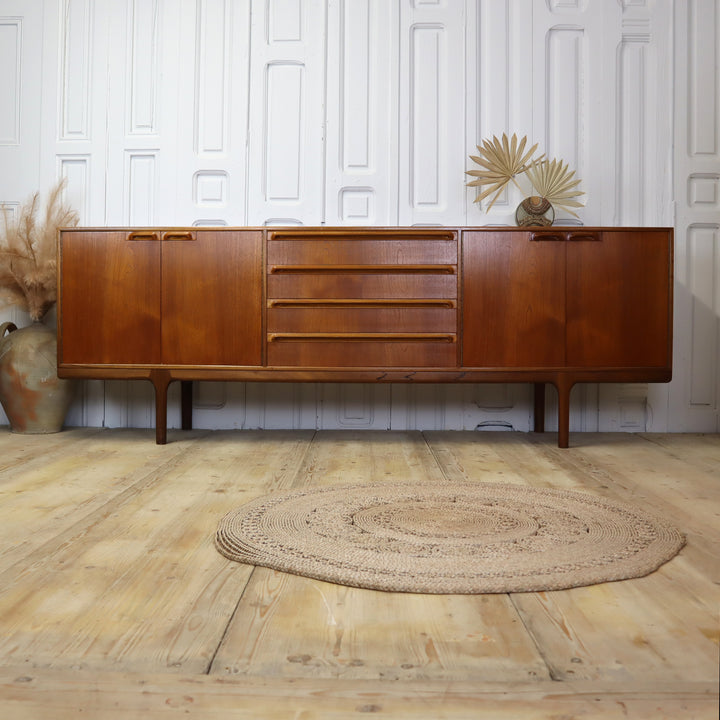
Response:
[246,0,326,225]
[0,0,42,200]
[0,0,44,427]
[470,0,536,224]
[0,17,21,145]
[398,0,466,224]
[128,0,160,136]
[671,0,720,432]
[59,0,92,141]
[195,0,229,155]
[598,1,674,433]
[325,0,398,225]
[1,0,716,435]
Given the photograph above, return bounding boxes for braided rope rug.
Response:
[215,481,685,594]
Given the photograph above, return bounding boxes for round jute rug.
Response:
[214,481,685,594]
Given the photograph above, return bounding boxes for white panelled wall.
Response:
[0,0,718,434]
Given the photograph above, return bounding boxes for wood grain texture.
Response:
[0,429,716,717]
[162,230,263,366]
[461,230,566,367]
[58,231,162,365]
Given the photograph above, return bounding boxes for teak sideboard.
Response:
[57,226,673,447]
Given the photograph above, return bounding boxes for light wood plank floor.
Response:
[0,428,717,718]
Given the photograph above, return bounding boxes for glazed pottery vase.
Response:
[0,321,75,433]
[515,196,555,227]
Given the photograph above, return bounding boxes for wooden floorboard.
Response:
[0,428,717,718]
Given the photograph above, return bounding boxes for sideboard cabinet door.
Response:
[565,229,672,368]
[161,230,262,366]
[461,230,566,368]
[59,230,162,365]
[59,229,264,368]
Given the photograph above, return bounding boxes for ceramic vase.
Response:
[515,196,555,227]
[0,321,75,433]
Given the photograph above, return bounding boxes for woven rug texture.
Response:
[215,481,685,594]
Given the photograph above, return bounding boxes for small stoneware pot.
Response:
[515,196,555,227]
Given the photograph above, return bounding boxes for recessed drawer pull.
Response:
[127,231,160,241]
[568,233,600,242]
[267,299,456,308]
[529,232,565,242]
[268,264,456,275]
[162,231,196,241]
[267,333,457,343]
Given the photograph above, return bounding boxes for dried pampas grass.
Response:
[0,180,79,322]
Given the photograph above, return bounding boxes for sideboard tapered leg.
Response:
[150,371,171,445]
[181,381,193,431]
[533,383,546,433]
[555,376,574,449]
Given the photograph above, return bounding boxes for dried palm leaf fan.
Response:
[466,133,585,226]
[466,133,542,211]
[525,158,585,217]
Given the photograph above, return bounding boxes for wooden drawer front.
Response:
[267,304,457,334]
[267,230,457,267]
[267,337,457,368]
[267,273,457,299]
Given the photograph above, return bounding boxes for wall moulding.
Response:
[410,23,444,208]
[548,0,587,12]
[687,222,720,406]
[0,18,21,145]
[127,0,159,136]
[688,0,718,155]
[267,0,302,43]
[545,26,584,173]
[124,150,158,224]
[339,187,374,222]
[58,154,90,221]
[263,62,304,202]
[688,173,720,207]
[193,170,228,207]
[339,0,372,171]
[194,0,230,155]
[59,0,92,141]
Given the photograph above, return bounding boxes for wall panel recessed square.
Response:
[194,171,227,206]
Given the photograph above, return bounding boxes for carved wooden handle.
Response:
[127,231,160,241]
[529,232,565,242]
[162,231,196,241]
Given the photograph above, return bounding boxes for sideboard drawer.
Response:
[267,229,457,267]
[267,303,457,334]
[267,336,458,368]
[267,273,457,299]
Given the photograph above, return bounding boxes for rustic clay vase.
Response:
[0,321,75,433]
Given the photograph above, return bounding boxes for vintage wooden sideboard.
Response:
[57,226,673,447]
